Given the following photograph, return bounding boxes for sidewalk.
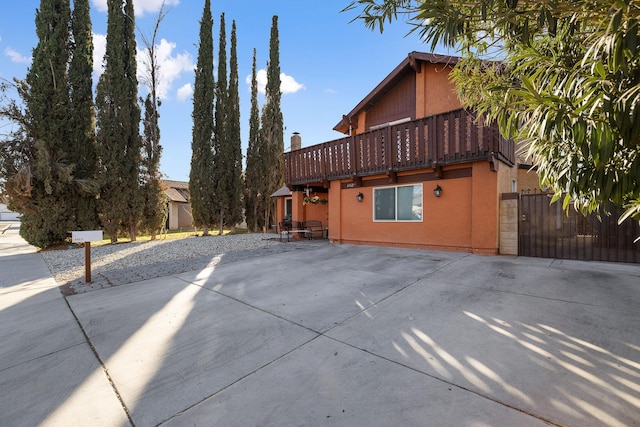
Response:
[1,222,639,426]
[0,223,128,426]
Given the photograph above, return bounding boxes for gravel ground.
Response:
[41,233,319,295]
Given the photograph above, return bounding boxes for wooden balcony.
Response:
[284,108,514,186]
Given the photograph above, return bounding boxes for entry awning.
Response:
[270,185,292,198]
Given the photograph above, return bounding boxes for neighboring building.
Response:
[163,180,193,230]
[280,52,520,255]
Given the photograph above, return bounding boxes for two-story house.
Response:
[279,52,518,255]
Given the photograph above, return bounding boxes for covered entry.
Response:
[519,192,640,263]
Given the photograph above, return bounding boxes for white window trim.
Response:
[372,183,423,223]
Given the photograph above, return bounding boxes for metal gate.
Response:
[519,193,640,263]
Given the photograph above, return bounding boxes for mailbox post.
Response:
[71,230,103,283]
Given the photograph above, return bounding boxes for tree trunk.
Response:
[264,208,269,233]
[253,203,258,232]
[218,209,224,235]
[129,226,136,242]
[202,225,209,236]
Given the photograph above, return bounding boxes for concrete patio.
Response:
[1,221,639,426]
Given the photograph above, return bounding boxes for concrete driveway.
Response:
[1,222,639,426]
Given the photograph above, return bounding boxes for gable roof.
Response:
[333,52,459,134]
[162,180,190,203]
[270,185,292,198]
[165,187,188,203]
[163,179,189,190]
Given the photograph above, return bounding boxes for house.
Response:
[163,180,193,231]
[280,52,525,255]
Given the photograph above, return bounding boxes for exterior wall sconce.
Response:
[356,192,364,202]
[433,185,443,198]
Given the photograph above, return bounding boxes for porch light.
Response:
[433,185,443,198]
[356,192,364,202]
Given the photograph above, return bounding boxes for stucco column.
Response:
[328,180,342,242]
[471,162,500,254]
[499,193,519,255]
[291,191,305,223]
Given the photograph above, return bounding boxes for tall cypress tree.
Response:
[140,94,166,238]
[213,12,228,234]
[139,6,169,239]
[69,0,99,231]
[212,14,243,234]
[225,20,244,231]
[95,0,143,242]
[245,48,262,232]
[19,0,74,248]
[189,0,216,236]
[260,15,284,228]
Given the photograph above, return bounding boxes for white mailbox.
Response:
[71,230,103,243]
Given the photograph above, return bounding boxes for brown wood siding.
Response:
[364,73,415,129]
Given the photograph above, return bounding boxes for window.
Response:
[284,197,292,221]
[373,184,422,222]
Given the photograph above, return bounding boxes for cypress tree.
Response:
[68,0,99,231]
[225,20,244,231]
[213,12,228,234]
[95,0,143,242]
[19,0,74,248]
[139,6,169,239]
[140,94,166,238]
[189,0,216,236]
[212,15,244,234]
[245,48,263,232]
[260,15,284,228]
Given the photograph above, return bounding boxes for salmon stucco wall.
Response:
[328,181,342,241]
[471,161,500,254]
[518,168,543,192]
[328,162,500,253]
[303,198,329,224]
[416,63,461,118]
[277,191,329,227]
[332,178,474,251]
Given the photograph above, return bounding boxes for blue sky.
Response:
[0,0,451,181]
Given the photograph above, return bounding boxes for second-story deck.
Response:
[284,109,514,186]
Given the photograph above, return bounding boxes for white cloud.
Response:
[92,33,107,77]
[92,0,107,12]
[177,83,192,102]
[92,33,194,100]
[137,38,195,99]
[253,69,267,94]
[4,47,31,64]
[92,0,180,17]
[281,73,306,94]
[247,69,305,95]
[324,88,338,95]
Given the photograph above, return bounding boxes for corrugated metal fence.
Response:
[519,192,640,263]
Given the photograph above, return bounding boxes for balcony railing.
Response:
[284,108,514,186]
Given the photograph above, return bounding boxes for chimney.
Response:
[291,132,301,151]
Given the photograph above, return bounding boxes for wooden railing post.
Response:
[350,134,358,178]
